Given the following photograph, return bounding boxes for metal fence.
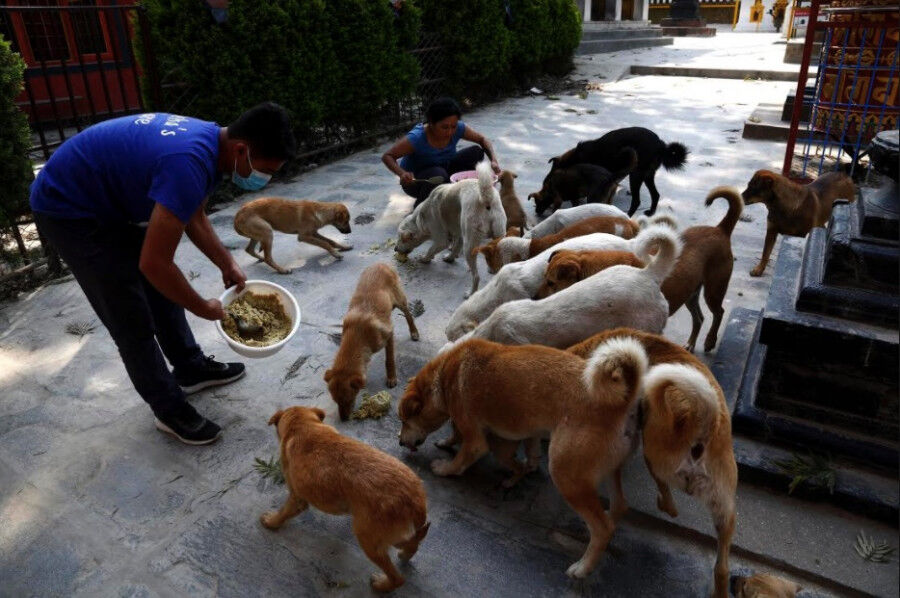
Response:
[782,0,899,180]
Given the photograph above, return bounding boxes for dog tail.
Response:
[476,159,495,210]
[705,186,744,237]
[644,363,720,449]
[633,225,682,284]
[661,142,689,171]
[582,336,648,408]
[635,212,679,232]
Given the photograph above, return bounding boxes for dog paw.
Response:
[657,494,679,518]
[410,331,420,341]
[566,558,592,579]
[370,572,402,593]
[703,338,717,353]
[276,268,292,275]
[430,459,456,476]
[643,208,656,217]
[259,512,281,530]
[434,438,457,452]
[417,256,433,264]
[386,377,398,388]
[749,266,765,277]
[442,255,457,263]
[331,253,344,260]
[339,245,353,252]
[683,342,696,353]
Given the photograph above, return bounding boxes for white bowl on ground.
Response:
[449,170,499,183]
[215,280,300,359]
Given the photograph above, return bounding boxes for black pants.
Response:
[34,212,203,417]
[402,145,485,207]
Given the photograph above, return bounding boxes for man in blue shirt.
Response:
[30,102,296,445]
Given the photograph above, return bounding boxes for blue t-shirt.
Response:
[30,113,220,224]
[398,121,466,173]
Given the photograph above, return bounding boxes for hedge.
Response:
[0,33,33,227]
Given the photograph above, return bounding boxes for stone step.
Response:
[576,36,674,55]
[630,64,815,81]
[582,20,651,30]
[581,27,664,41]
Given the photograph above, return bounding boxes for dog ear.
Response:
[323,369,333,382]
[527,192,537,202]
[548,250,561,263]
[557,260,582,281]
[267,409,284,426]
[311,407,326,422]
[400,394,422,418]
[512,172,518,179]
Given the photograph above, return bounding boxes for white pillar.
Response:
[584,0,592,22]
[614,0,623,21]
[640,0,650,21]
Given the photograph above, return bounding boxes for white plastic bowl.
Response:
[215,280,300,359]
[449,169,499,183]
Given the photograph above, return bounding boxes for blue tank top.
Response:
[398,121,466,173]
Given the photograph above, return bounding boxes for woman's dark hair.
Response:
[425,97,462,125]
[228,102,297,161]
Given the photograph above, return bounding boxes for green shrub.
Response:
[545,0,582,66]
[0,34,33,227]
[508,0,553,76]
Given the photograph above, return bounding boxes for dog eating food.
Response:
[223,292,291,347]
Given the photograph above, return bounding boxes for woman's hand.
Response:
[490,159,501,174]
[198,298,226,321]
[400,171,415,185]
[221,259,246,292]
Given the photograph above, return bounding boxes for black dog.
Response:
[544,127,688,216]
[528,147,638,216]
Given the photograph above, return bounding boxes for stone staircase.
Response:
[577,21,674,55]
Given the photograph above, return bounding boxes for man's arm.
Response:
[140,203,224,320]
[184,203,246,291]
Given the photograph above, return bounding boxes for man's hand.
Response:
[221,259,246,291]
[198,298,226,321]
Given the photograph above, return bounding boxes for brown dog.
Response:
[261,407,429,592]
[732,573,802,598]
[399,336,648,579]
[741,170,855,276]
[476,215,640,274]
[533,249,646,299]
[568,328,737,598]
[498,170,528,232]
[325,263,419,420]
[234,197,353,273]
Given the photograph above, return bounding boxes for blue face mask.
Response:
[232,150,272,191]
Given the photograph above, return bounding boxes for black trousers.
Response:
[401,145,486,207]
[34,212,203,416]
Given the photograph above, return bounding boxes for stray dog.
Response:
[731,573,801,598]
[497,170,528,232]
[536,188,742,353]
[549,127,688,216]
[444,225,674,341]
[234,197,352,273]
[477,215,639,273]
[741,170,855,276]
[568,329,737,598]
[525,203,629,238]
[457,227,680,349]
[262,407,429,592]
[395,159,506,297]
[528,147,638,216]
[399,336,648,579]
[533,249,645,299]
[325,263,419,420]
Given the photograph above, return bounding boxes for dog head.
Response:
[528,170,560,216]
[395,213,429,256]
[331,203,352,234]
[533,250,583,299]
[398,361,449,451]
[741,170,778,205]
[498,170,518,191]
[731,573,801,598]
[323,369,365,421]
[267,406,326,440]
[475,237,506,274]
[445,317,478,342]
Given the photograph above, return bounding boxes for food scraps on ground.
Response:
[223,291,291,347]
[350,390,392,420]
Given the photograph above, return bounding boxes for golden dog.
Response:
[325,263,419,420]
[731,573,802,598]
[399,336,648,579]
[533,249,645,299]
[741,170,855,276]
[261,406,429,592]
[234,197,352,273]
[498,170,528,232]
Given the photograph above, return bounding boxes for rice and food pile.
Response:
[350,390,392,420]
[222,291,291,347]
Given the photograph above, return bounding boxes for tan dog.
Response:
[498,170,528,232]
[476,215,640,274]
[234,197,352,273]
[741,170,855,276]
[325,263,419,420]
[533,249,646,299]
[399,336,648,579]
[568,328,737,598]
[732,573,802,598]
[261,407,429,592]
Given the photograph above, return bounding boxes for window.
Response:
[20,0,69,62]
[69,0,108,57]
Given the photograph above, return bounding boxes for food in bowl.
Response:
[222,291,292,347]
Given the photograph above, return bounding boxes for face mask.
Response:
[232,149,272,191]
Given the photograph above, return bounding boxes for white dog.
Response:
[395,160,506,297]
[444,225,671,341]
[456,227,681,349]
[525,203,628,239]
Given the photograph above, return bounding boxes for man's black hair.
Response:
[228,102,296,161]
[425,97,462,125]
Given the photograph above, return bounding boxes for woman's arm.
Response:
[462,126,500,172]
[381,136,416,185]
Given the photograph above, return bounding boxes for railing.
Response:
[782,0,899,180]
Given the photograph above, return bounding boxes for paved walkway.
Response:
[2,33,896,597]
